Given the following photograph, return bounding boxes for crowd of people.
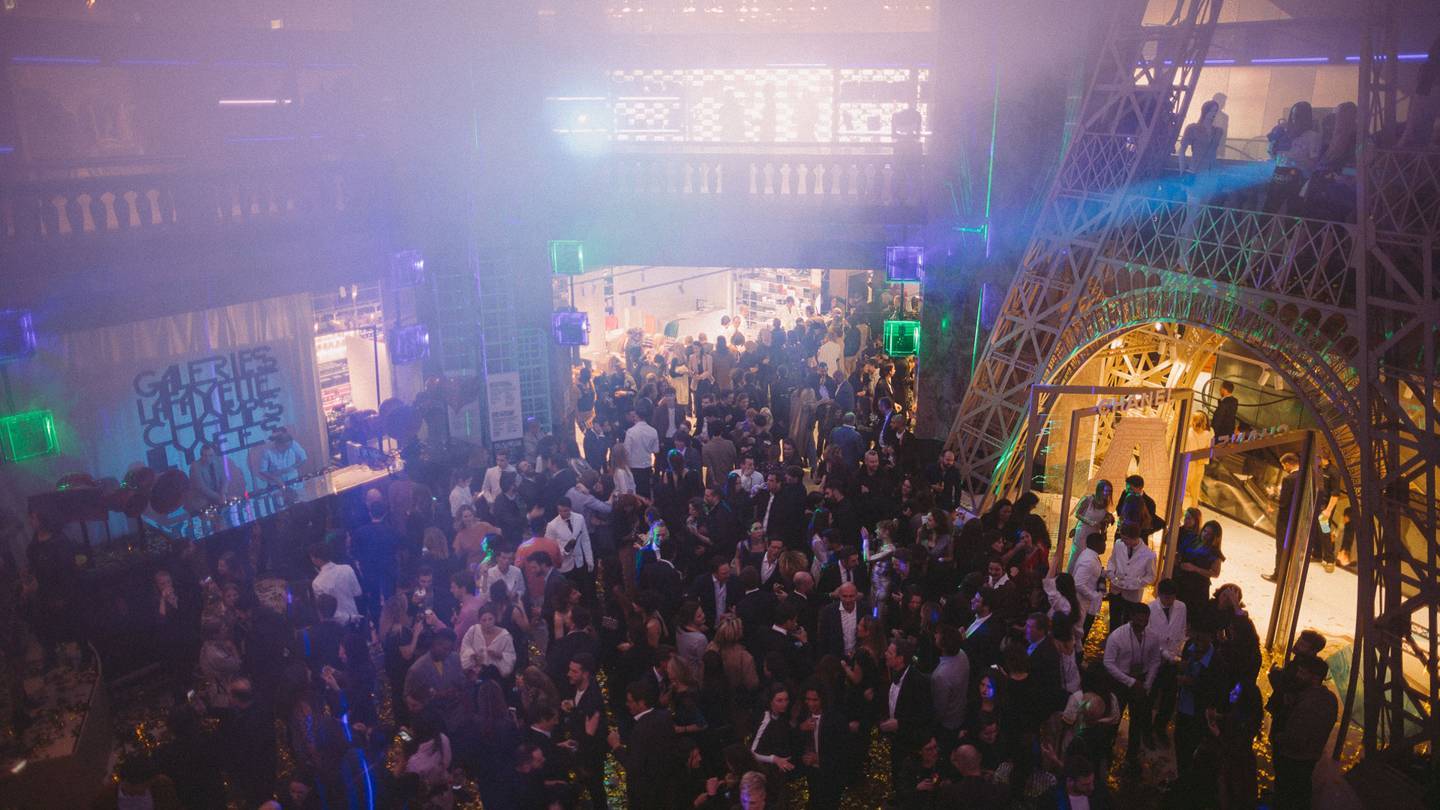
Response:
[3,300,1344,810]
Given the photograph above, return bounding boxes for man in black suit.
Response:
[816,546,870,601]
[688,555,740,630]
[1117,474,1165,545]
[789,571,821,641]
[1210,379,1239,439]
[701,483,742,553]
[734,567,777,650]
[755,468,808,551]
[563,653,608,810]
[546,606,600,687]
[608,681,680,810]
[799,682,854,809]
[880,637,932,785]
[759,601,812,683]
[1265,452,1303,583]
[962,587,1004,676]
[1024,612,1069,719]
[756,537,787,590]
[816,581,863,660]
[524,701,571,784]
[823,483,862,551]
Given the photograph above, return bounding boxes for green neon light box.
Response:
[549,241,586,276]
[0,410,59,462]
[883,320,921,357]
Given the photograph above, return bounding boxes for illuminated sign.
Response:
[1096,389,1171,416]
[1213,424,1290,448]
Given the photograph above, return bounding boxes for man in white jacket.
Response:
[1147,578,1188,746]
[1103,605,1163,769]
[1070,532,1107,646]
[1105,521,1156,634]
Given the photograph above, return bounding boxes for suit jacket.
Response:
[760,483,808,550]
[816,601,860,660]
[688,573,741,628]
[546,630,600,687]
[523,727,570,782]
[817,561,871,600]
[962,614,1004,675]
[804,709,855,782]
[565,683,608,765]
[890,668,933,751]
[759,626,811,682]
[1027,638,1069,718]
[1211,395,1239,439]
[789,590,820,640]
[616,708,681,810]
[736,589,778,649]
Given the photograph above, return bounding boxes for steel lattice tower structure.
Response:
[945,0,1439,759]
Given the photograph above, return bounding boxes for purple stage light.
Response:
[885,245,924,282]
[552,311,591,346]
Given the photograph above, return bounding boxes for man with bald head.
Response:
[940,744,1007,807]
[789,570,819,640]
[817,581,862,659]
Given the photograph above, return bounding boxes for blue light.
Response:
[11,55,100,65]
[118,58,199,66]
[1204,59,1237,65]
[1251,57,1330,64]
[0,146,14,154]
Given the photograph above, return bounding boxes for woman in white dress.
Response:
[1068,479,1115,572]
[460,605,516,679]
[1184,411,1213,508]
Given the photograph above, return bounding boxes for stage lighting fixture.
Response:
[390,249,426,288]
[0,410,58,462]
[389,323,430,365]
[0,309,37,363]
[885,245,924,283]
[883,319,921,357]
[552,311,591,346]
[550,241,586,276]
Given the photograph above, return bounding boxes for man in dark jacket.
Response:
[881,638,932,784]
[608,681,680,810]
[1210,380,1239,439]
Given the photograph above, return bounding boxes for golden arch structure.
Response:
[943,0,1439,762]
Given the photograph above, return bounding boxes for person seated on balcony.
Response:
[1264,102,1321,214]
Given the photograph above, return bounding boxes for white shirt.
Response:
[966,612,991,640]
[1072,548,1105,614]
[760,554,780,585]
[1103,623,1163,689]
[612,467,636,495]
[260,442,307,484]
[449,484,473,519]
[733,468,765,495]
[1104,540,1157,604]
[817,340,844,375]
[460,624,516,678]
[477,563,525,604]
[839,604,858,656]
[711,576,727,621]
[624,421,660,470]
[1147,598,1188,662]
[985,573,1010,589]
[312,562,362,624]
[480,463,514,505]
[889,666,909,718]
[545,512,593,572]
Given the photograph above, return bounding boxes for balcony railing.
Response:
[602,150,925,210]
[0,161,379,247]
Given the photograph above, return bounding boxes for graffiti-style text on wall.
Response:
[134,346,285,464]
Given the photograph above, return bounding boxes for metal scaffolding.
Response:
[945,0,1439,759]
